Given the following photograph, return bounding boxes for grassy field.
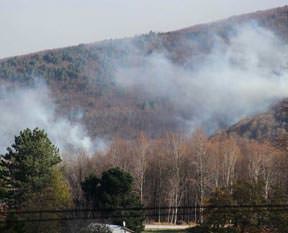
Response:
[144,230,188,233]
[143,226,202,233]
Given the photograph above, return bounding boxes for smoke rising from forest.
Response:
[1,23,287,155]
[115,24,288,133]
[0,82,96,154]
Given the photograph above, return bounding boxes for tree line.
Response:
[0,128,144,233]
[64,130,288,232]
[1,128,288,233]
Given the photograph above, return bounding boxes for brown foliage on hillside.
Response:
[0,6,288,140]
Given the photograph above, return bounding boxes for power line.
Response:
[1,210,288,224]
[2,205,288,224]
[3,204,288,215]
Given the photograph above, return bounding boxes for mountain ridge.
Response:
[0,5,288,143]
[2,5,288,61]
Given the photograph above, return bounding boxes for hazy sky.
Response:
[1,0,287,58]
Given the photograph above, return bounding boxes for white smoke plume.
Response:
[0,82,98,155]
[1,23,287,153]
[114,24,288,133]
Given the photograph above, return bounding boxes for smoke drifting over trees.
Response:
[0,82,94,154]
[1,6,288,143]
[0,24,288,155]
[114,24,288,133]
[1,6,288,233]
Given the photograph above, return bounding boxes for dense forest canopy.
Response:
[1,5,288,233]
[0,6,288,143]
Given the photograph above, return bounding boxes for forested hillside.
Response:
[2,5,288,233]
[0,6,288,140]
[226,99,288,146]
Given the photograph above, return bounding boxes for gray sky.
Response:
[1,0,287,58]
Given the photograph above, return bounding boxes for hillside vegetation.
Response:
[2,6,288,233]
[0,6,288,140]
